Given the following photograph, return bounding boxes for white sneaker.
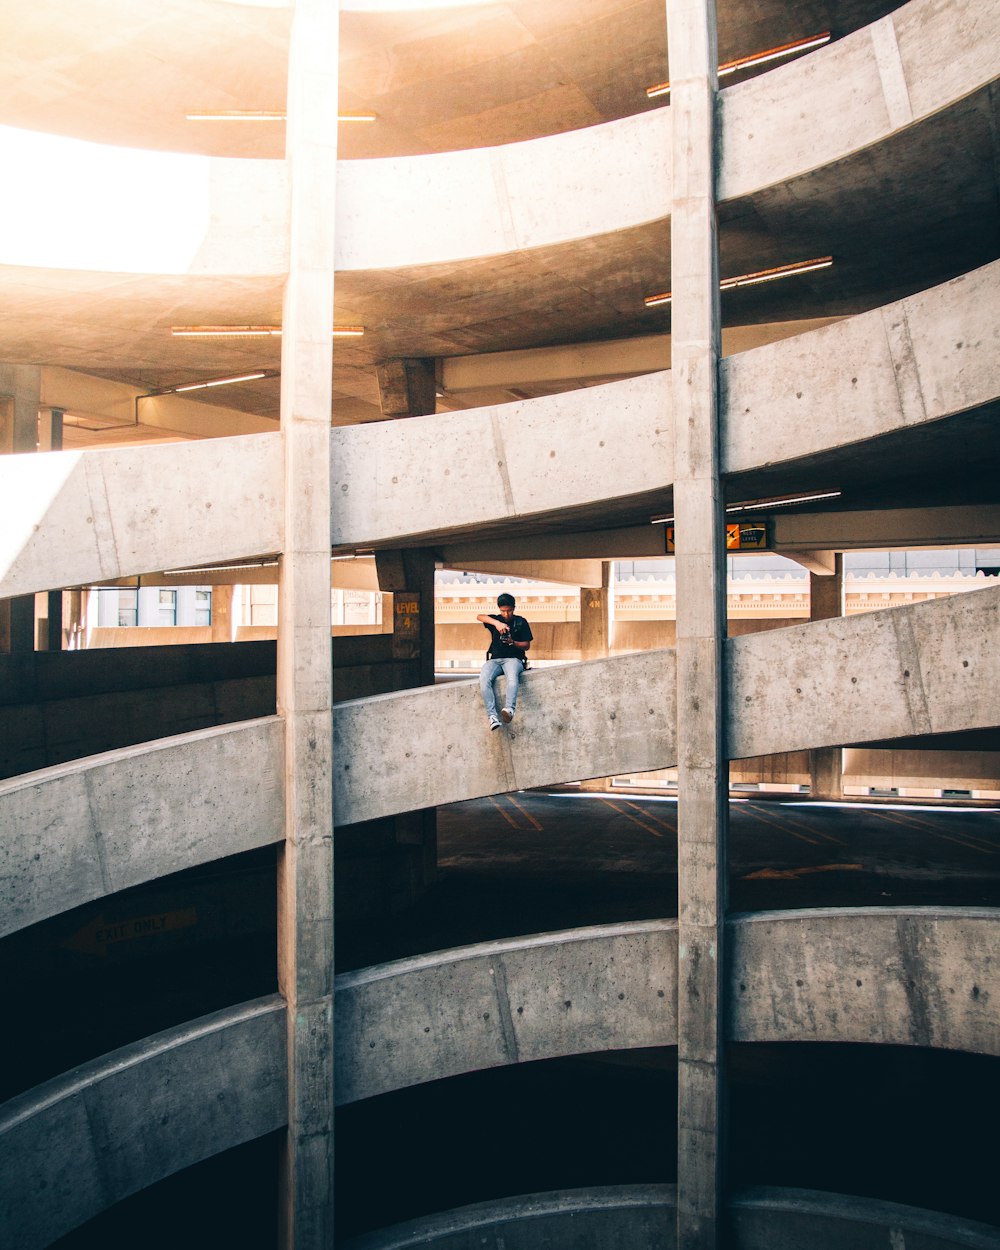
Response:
[501,707,514,724]
[489,718,502,731]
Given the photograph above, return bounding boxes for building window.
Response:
[158,589,177,626]
[118,589,138,627]
[195,588,212,626]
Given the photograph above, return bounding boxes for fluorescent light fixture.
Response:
[644,256,833,308]
[170,372,270,393]
[186,110,377,123]
[651,488,841,524]
[647,32,831,97]
[164,559,279,575]
[170,326,365,338]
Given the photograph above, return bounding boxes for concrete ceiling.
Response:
[0,0,996,525]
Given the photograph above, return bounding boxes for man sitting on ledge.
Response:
[477,593,533,731]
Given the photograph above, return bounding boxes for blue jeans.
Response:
[480,658,523,720]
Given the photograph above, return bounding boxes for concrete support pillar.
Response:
[276,1,337,1243]
[376,357,437,418]
[41,409,65,650]
[0,366,41,654]
[809,555,844,800]
[211,584,236,643]
[580,562,612,661]
[667,1,727,1246]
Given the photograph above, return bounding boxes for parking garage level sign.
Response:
[665,519,769,553]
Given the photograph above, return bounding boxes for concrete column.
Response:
[579,562,612,661]
[276,1,337,1244]
[809,555,844,800]
[376,357,437,418]
[0,367,41,653]
[667,0,727,1246]
[211,585,236,643]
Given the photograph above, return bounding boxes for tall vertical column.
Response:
[277,1,338,1245]
[809,555,844,799]
[667,1,726,1247]
[0,366,41,653]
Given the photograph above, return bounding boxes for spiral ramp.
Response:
[1,0,999,1245]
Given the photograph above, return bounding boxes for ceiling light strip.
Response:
[643,256,832,307]
[186,110,376,123]
[651,488,842,524]
[646,31,831,98]
[170,326,365,338]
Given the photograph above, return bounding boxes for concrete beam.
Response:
[0,433,282,600]
[728,583,1000,759]
[444,559,605,588]
[335,920,677,1105]
[441,526,667,565]
[0,997,286,1250]
[333,649,676,826]
[0,718,284,938]
[773,506,1000,552]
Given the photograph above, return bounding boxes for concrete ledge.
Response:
[0,996,286,1250]
[728,584,1000,758]
[720,0,999,200]
[730,907,1000,1054]
[333,649,676,826]
[335,921,678,1105]
[0,432,281,600]
[331,373,670,549]
[342,1185,1000,1249]
[724,260,1000,476]
[0,717,284,938]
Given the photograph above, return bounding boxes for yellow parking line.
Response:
[596,796,663,838]
[505,793,543,831]
[739,803,822,846]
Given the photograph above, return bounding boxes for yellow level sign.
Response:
[666,519,769,553]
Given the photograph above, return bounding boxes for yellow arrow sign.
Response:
[63,907,198,957]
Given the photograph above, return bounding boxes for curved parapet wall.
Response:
[342,1185,1000,1250]
[728,583,1000,760]
[330,261,995,550]
[0,432,282,601]
[333,649,676,826]
[330,373,671,548]
[335,921,678,1106]
[0,717,284,938]
[720,0,999,201]
[723,260,1000,477]
[0,996,286,1250]
[730,908,1000,1055]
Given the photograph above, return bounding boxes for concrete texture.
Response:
[730,907,1000,1055]
[0,717,284,937]
[342,1186,1000,1249]
[719,0,999,199]
[332,649,677,826]
[0,432,282,601]
[728,583,1000,758]
[724,261,1000,476]
[0,995,286,1250]
[330,373,671,548]
[335,920,677,1105]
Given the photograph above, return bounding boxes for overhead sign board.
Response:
[665,519,769,553]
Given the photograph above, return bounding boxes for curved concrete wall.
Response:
[730,908,1000,1055]
[331,261,995,550]
[0,996,286,1250]
[720,0,1000,200]
[335,921,678,1105]
[723,260,1000,476]
[333,648,676,826]
[330,373,671,548]
[0,432,281,601]
[343,1185,1000,1250]
[0,717,284,938]
[0,0,992,282]
[728,583,1000,759]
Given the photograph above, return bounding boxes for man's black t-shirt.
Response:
[483,613,533,661]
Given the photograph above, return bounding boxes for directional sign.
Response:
[665,519,769,553]
[64,907,198,956]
